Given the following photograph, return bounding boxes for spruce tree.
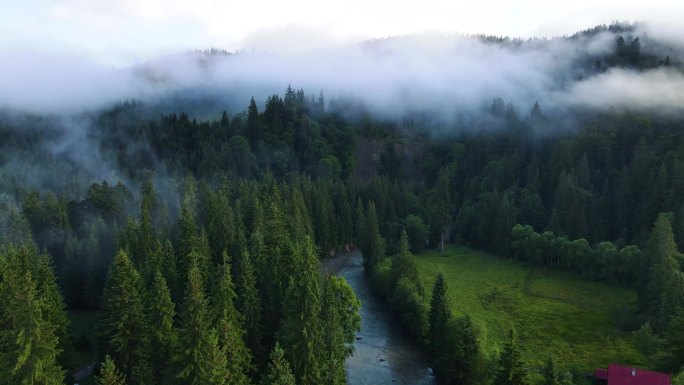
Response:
[212,252,253,384]
[97,355,126,385]
[148,270,177,384]
[390,230,422,295]
[541,357,561,385]
[662,307,684,373]
[176,263,215,385]
[428,272,451,356]
[261,343,296,385]
[177,200,197,287]
[446,315,480,385]
[100,250,152,385]
[363,200,384,271]
[354,198,365,245]
[494,329,528,385]
[0,251,64,385]
[278,237,322,385]
[643,213,684,329]
[237,249,265,368]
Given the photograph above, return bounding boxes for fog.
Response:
[0,23,683,120]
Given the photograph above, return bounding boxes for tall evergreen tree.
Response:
[261,343,296,385]
[436,316,481,385]
[278,237,322,385]
[237,249,265,368]
[0,248,65,385]
[148,270,177,384]
[363,200,384,271]
[100,250,152,385]
[176,262,218,385]
[428,272,451,353]
[662,307,684,373]
[212,252,253,385]
[494,329,528,385]
[97,355,126,385]
[643,213,684,329]
[541,357,561,385]
[390,230,422,295]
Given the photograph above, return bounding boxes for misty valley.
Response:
[2,22,684,385]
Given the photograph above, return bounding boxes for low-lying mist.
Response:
[1,22,682,120]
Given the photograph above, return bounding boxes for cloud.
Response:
[559,68,684,113]
[0,27,682,119]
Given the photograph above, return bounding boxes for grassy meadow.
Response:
[415,245,645,373]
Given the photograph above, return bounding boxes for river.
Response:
[327,251,436,385]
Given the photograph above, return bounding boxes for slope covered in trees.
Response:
[2,26,684,384]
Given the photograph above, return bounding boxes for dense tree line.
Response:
[3,81,684,384]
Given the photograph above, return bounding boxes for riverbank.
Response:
[334,251,435,385]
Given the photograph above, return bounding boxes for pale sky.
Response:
[1,0,683,66]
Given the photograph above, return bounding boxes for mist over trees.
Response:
[1,22,684,385]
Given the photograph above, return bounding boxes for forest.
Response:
[1,26,684,385]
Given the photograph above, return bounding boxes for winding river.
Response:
[329,251,436,385]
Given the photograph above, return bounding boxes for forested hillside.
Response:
[1,26,684,385]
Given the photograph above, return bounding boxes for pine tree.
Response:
[434,167,451,252]
[237,249,265,368]
[200,330,231,385]
[176,262,215,385]
[494,329,528,385]
[263,188,296,339]
[139,177,157,271]
[541,357,561,385]
[177,200,197,287]
[212,252,253,384]
[354,198,365,245]
[148,270,177,384]
[0,249,65,385]
[97,355,126,385]
[100,250,152,385]
[278,237,322,385]
[390,230,422,295]
[643,213,684,329]
[662,307,684,373]
[261,343,296,385]
[428,272,451,354]
[363,200,384,271]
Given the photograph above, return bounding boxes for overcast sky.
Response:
[2,0,683,66]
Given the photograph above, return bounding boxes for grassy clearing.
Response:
[415,245,644,373]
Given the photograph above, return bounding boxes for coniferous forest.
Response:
[2,24,684,385]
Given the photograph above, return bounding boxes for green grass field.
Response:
[415,245,645,373]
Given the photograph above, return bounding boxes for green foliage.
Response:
[404,214,429,252]
[278,237,322,385]
[261,343,296,385]
[661,307,684,373]
[643,214,684,330]
[494,329,528,385]
[416,246,645,372]
[176,262,219,385]
[100,250,151,385]
[148,270,177,384]
[97,355,127,385]
[541,357,561,385]
[320,274,361,385]
[361,200,385,271]
[237,249,265,368]
[428,272,451,350]
[0,245,66,385]
[390,230,423,295]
